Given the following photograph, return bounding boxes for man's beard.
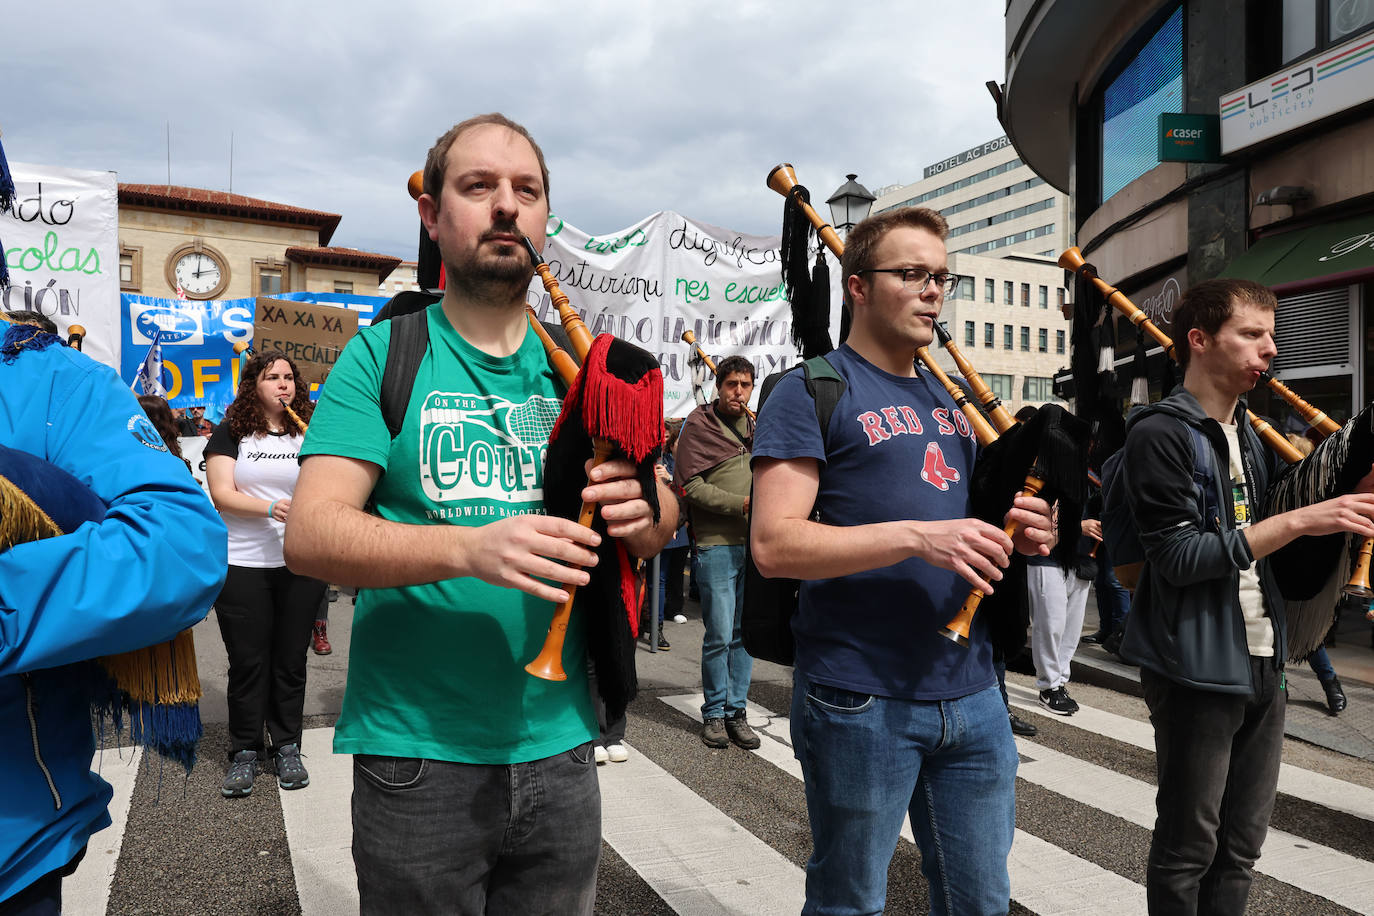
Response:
[444,219,536,305]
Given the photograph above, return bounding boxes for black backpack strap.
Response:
[801,355,846,449]
[380,308,430,440]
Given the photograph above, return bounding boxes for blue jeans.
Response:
[791,675,1017,916]
[351,743,601,915]
[1093,545,1131,636]
[698,543,752,720]
[1307,645,1336,682]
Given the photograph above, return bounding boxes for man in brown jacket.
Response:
[675,355,760,750]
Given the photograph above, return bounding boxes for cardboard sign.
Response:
[253,298,358,389]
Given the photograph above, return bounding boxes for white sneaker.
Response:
[673,614,687,624]
[606,743,629,763]
[594,745,609,765]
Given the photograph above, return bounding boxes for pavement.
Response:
[1071,592,1374,762]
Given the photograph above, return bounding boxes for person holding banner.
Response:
[285,113,676,915]
[206,350,325,799]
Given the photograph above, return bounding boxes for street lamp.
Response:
[826,174,876,236]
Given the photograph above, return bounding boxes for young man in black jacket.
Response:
[1120,278,1374,914]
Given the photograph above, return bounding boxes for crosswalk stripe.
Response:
[1016,736,1374,911]
[1007,681,1374,823]
[657,693,1149,915]
[599,743,806,915]
[279,728,359,916]
[65,747,142,916]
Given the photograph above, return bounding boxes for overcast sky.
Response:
[6,1,1008,259]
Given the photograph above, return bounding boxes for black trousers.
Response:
[215,564,326,757]
[661,545,689,618]
[1142,657,1286,916]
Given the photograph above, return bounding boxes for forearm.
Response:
[621,477,679,558]
[284,497,472,588]
[752,516,921,580]
[1242,511,1308,561]
[684,475,747,516]
[212,487,276,519]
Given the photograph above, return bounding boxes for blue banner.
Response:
[120,292,388,418]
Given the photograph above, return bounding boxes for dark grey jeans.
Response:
[351,743,601,916]
[1141,657,1286,915]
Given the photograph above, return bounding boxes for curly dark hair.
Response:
[224,350,314,439]
[137,395,184,458]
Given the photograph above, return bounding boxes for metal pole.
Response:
[649,553,661,653]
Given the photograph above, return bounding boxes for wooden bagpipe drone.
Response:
[765,163,1090,650]
[1060,246,1374,660]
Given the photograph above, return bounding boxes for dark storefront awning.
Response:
[1221,213,1374,295]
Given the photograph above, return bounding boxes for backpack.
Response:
[740,356,846,666]
[1100,420,1222,591]
[377,303,574,439]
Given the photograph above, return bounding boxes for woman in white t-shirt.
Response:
[206,350,325,799]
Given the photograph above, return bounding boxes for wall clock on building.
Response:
[165,242,230,299]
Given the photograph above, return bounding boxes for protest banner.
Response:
[525,211,840,417]
[253,297,358,390]
[3,163,120,368]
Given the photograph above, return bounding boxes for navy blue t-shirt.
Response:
[751,344,997,701]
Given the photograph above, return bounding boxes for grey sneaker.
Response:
[701,717,729,748]
[725,713,761,750]
[274,743,310,790]
[222,750,258,798]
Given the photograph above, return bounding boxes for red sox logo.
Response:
[921,441,960,491]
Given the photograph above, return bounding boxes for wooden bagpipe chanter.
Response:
[763,164,1091,652]
[1060,246,1374,660]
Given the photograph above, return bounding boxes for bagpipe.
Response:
[520,237,664,720]
[680,328,756,421]
[1060,246,1374,660]
[0,313,203,769]
[765,164,1089,651]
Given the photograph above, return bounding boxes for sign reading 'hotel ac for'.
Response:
[1220,31,1374,154]
[923,137,1013,179]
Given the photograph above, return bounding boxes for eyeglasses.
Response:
[857,267,960,295]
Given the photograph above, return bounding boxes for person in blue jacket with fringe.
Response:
[0,312,227,914]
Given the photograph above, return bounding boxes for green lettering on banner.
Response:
[584,227,648,255]
[724,280,785,304]
[675,277,710,303]
[5,231,102,275]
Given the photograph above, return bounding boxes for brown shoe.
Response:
[311,621,332,655]
[701,717,729,748]
[725,713,761,750]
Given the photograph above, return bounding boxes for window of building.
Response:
[1038,286,1048,308]
[1057,288,1066,311]
[984,322,995,348]
[118,246,142,292]
[1023,376,1056,401]
[946,197,1059,238]
[953,276,974,300]
[1004,281,1013,305]
[965,320,976,347]
[253,258,287,296]
[1280,0,1374,64]
[1021,283,1030,307]
[1003,325,1013,350]
[334,281,353,294]
[1100,6,1183,202]
[1038,328,1049,352]
[1056,329,1066,353]
[983,373,1014,402]
[1020,326,1031,351]
[984,278,995,302]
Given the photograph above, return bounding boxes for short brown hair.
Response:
[422,113,550,204]
[841,207,949,288]
[1173,278,1277,370]
[715,355,755,387]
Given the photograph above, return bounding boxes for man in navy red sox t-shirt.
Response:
[751,206,1054,916]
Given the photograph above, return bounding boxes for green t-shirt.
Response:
[301,303,596,764]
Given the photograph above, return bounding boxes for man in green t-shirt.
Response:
[286,113,677,916]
